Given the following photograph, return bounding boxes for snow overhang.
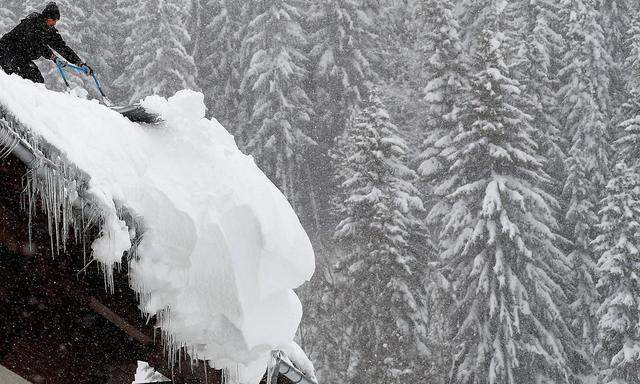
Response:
[0,73,317,384]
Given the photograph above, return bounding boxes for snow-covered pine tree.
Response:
[196,0,246,126]
[115,0,198,103]
[594,162,640,384]
[601,42,640,384]
[598,0,633,64]
[617,98,640,164]
[333,88,426,384]
[459,0,520,61]
[510,0,565,187]
[439,28,579,383]
[307,0,378,144]
[109,0,142,103]
[186,0,202,58]
[376,0,420,90]
[559,0,613,134]
[598,0,634,136]
[563,152,600,365]
[557,0,613,365]
[413,2,469,381]
[79,0,119,99]
[416,0,469,197]
[372,0,424,151]
[297,261,353,384]
[0,3,18,36]
[239,0,314,204]
[623,14,640,95]
[616,14,640,163]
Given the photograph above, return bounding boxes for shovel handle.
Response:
[55,58,70,88]
[56,61,112,105]
[91,72,107,99]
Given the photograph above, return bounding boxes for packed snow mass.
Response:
[0,72,316,383]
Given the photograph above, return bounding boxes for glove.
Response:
[79,63,94,76]
[54,57,67,67]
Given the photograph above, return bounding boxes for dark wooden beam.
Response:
[89,297,153,346]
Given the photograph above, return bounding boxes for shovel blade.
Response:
[111,105,160,124]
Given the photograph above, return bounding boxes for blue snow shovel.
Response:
[55,58,160,124]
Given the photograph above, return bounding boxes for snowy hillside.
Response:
[0,72,315,384]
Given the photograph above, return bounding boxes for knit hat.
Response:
[42,2,60,21]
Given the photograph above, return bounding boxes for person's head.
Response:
[42,2,60,26]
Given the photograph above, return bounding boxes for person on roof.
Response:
[0,2,93,84]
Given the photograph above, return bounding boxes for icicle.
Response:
[90,210,131,292]
[26,175,34,252]
[266,354,276,384]
[6,131,131,296]
[0,119,20,159]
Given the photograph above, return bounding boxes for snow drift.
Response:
[0,72,315,383]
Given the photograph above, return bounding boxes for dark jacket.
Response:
[0,12,82,67]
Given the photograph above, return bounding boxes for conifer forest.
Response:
[3,0,640,383]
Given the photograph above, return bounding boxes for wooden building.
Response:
[0,154,201,383]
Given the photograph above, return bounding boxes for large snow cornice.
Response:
[0,73,316,384]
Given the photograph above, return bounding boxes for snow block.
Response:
[0,73,315,383]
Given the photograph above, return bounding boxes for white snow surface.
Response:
[281,342,318,382]
[133,361,169,383]
[0,73,315,383]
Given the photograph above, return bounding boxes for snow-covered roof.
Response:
[0,72,316,384]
